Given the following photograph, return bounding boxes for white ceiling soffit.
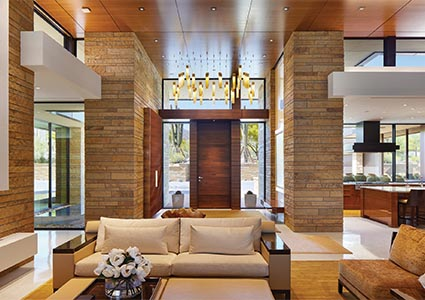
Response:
[328,67,425,98]
[20,31,101,101]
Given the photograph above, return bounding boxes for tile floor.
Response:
[0,217,397,299]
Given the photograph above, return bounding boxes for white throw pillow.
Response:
[102,225,168,255]
[419,273,425,289]
[95,217,179,253]
[189,225,255,255]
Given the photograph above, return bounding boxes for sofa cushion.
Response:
[102,225,168,254]
[75,252,177,278]
[180,218,262,253]
[95,217,180,253]
[339,259,422,300]
[189,225,254,255]
[172,252,269,277]
[390,224,425,276]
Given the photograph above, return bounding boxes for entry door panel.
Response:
[197,121,231,208]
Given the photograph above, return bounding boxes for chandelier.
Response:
[172,65,256,107]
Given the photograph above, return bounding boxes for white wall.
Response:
[0,0,9,191]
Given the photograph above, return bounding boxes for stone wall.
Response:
[265,70,276,207]
[84,32,161,220]
[0,0,34,237]
[283,31,344,232]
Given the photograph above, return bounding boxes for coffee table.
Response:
[48,277,164,300]
[390,288,425,300]
[151,278,275,300]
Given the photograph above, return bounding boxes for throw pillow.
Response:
[95,217,179,253]
[102,225,168,254]
[189,225,254,255]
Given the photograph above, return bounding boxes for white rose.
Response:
[113,266,121,278]
[126,246,140,259]
[136,266,147,282]
[109,251,125,267]
[120,263,135,278]
[101,265,115,278]
[94,262,106,276]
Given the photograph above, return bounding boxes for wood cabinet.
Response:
[343,184,361,210]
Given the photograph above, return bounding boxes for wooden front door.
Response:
[195,121,231,208]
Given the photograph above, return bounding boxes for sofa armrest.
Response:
[261,233,291,297]
[53,234,97,290]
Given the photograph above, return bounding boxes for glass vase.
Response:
[105,277,142,299]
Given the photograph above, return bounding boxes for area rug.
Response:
[200,209,268,220]
[276,225,352,254]
[22,279,53,300]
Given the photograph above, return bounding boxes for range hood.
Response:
[352,121,399,152]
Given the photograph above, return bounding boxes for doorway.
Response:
[192,120,232,208]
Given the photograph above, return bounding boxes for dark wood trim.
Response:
[231,121,241,209]
[159,109,269,120]
[190,120,198,208]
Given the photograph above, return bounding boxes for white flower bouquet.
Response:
[94,246,151,298]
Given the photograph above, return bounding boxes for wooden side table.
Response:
[391,288,425,300]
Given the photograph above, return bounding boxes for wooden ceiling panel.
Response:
[55,0,119,32]
[176,0,250,32]
[309,0,411,36]
[371,0,425,36]
[35,0,85,37]
[247,0,327,32]
[101,0,181,32]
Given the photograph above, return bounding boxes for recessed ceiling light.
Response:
[269,39,274,43]
[81,7,91,13]
[211,7,217,11]
[162,55,165,58]
[283,7,290,11]
[403,103,408,107]
[138,7,145,11]
[35,86,41,90]
[262,54,267,58]
[358,6,365,11]
[154,39,159,43]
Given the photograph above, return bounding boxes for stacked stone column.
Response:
[283,31,344,232]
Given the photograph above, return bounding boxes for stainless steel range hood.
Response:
[352,121,399,152]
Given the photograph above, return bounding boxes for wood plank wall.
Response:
[143,108,163,218]
[0,0,34,237]
[84,32,161,220]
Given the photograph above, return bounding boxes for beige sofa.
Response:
[53,217,291,298]
[338,224,425,300]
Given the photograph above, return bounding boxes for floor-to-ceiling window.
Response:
[163,122,190,208]
[34,104,85,228]
[343,123,424,183]
[241,122,265,208]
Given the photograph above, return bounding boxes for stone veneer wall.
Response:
[265,70,277,207]
[84,32,161,220]
[283,31,344,232]
[0,0,34,237]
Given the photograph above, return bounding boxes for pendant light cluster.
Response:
[171,65,256,107]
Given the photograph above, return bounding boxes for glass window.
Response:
[163,123,190,208]
[34,104,85,229]
[241,123,265,208]
[408,129,421,179]
[396,129,407,181]
[34,12,64,46]
[77,40,85,63]
[344,39,383,67]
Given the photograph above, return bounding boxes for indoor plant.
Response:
[94,247,151,299]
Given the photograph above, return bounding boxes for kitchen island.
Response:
[360,186,425,227]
